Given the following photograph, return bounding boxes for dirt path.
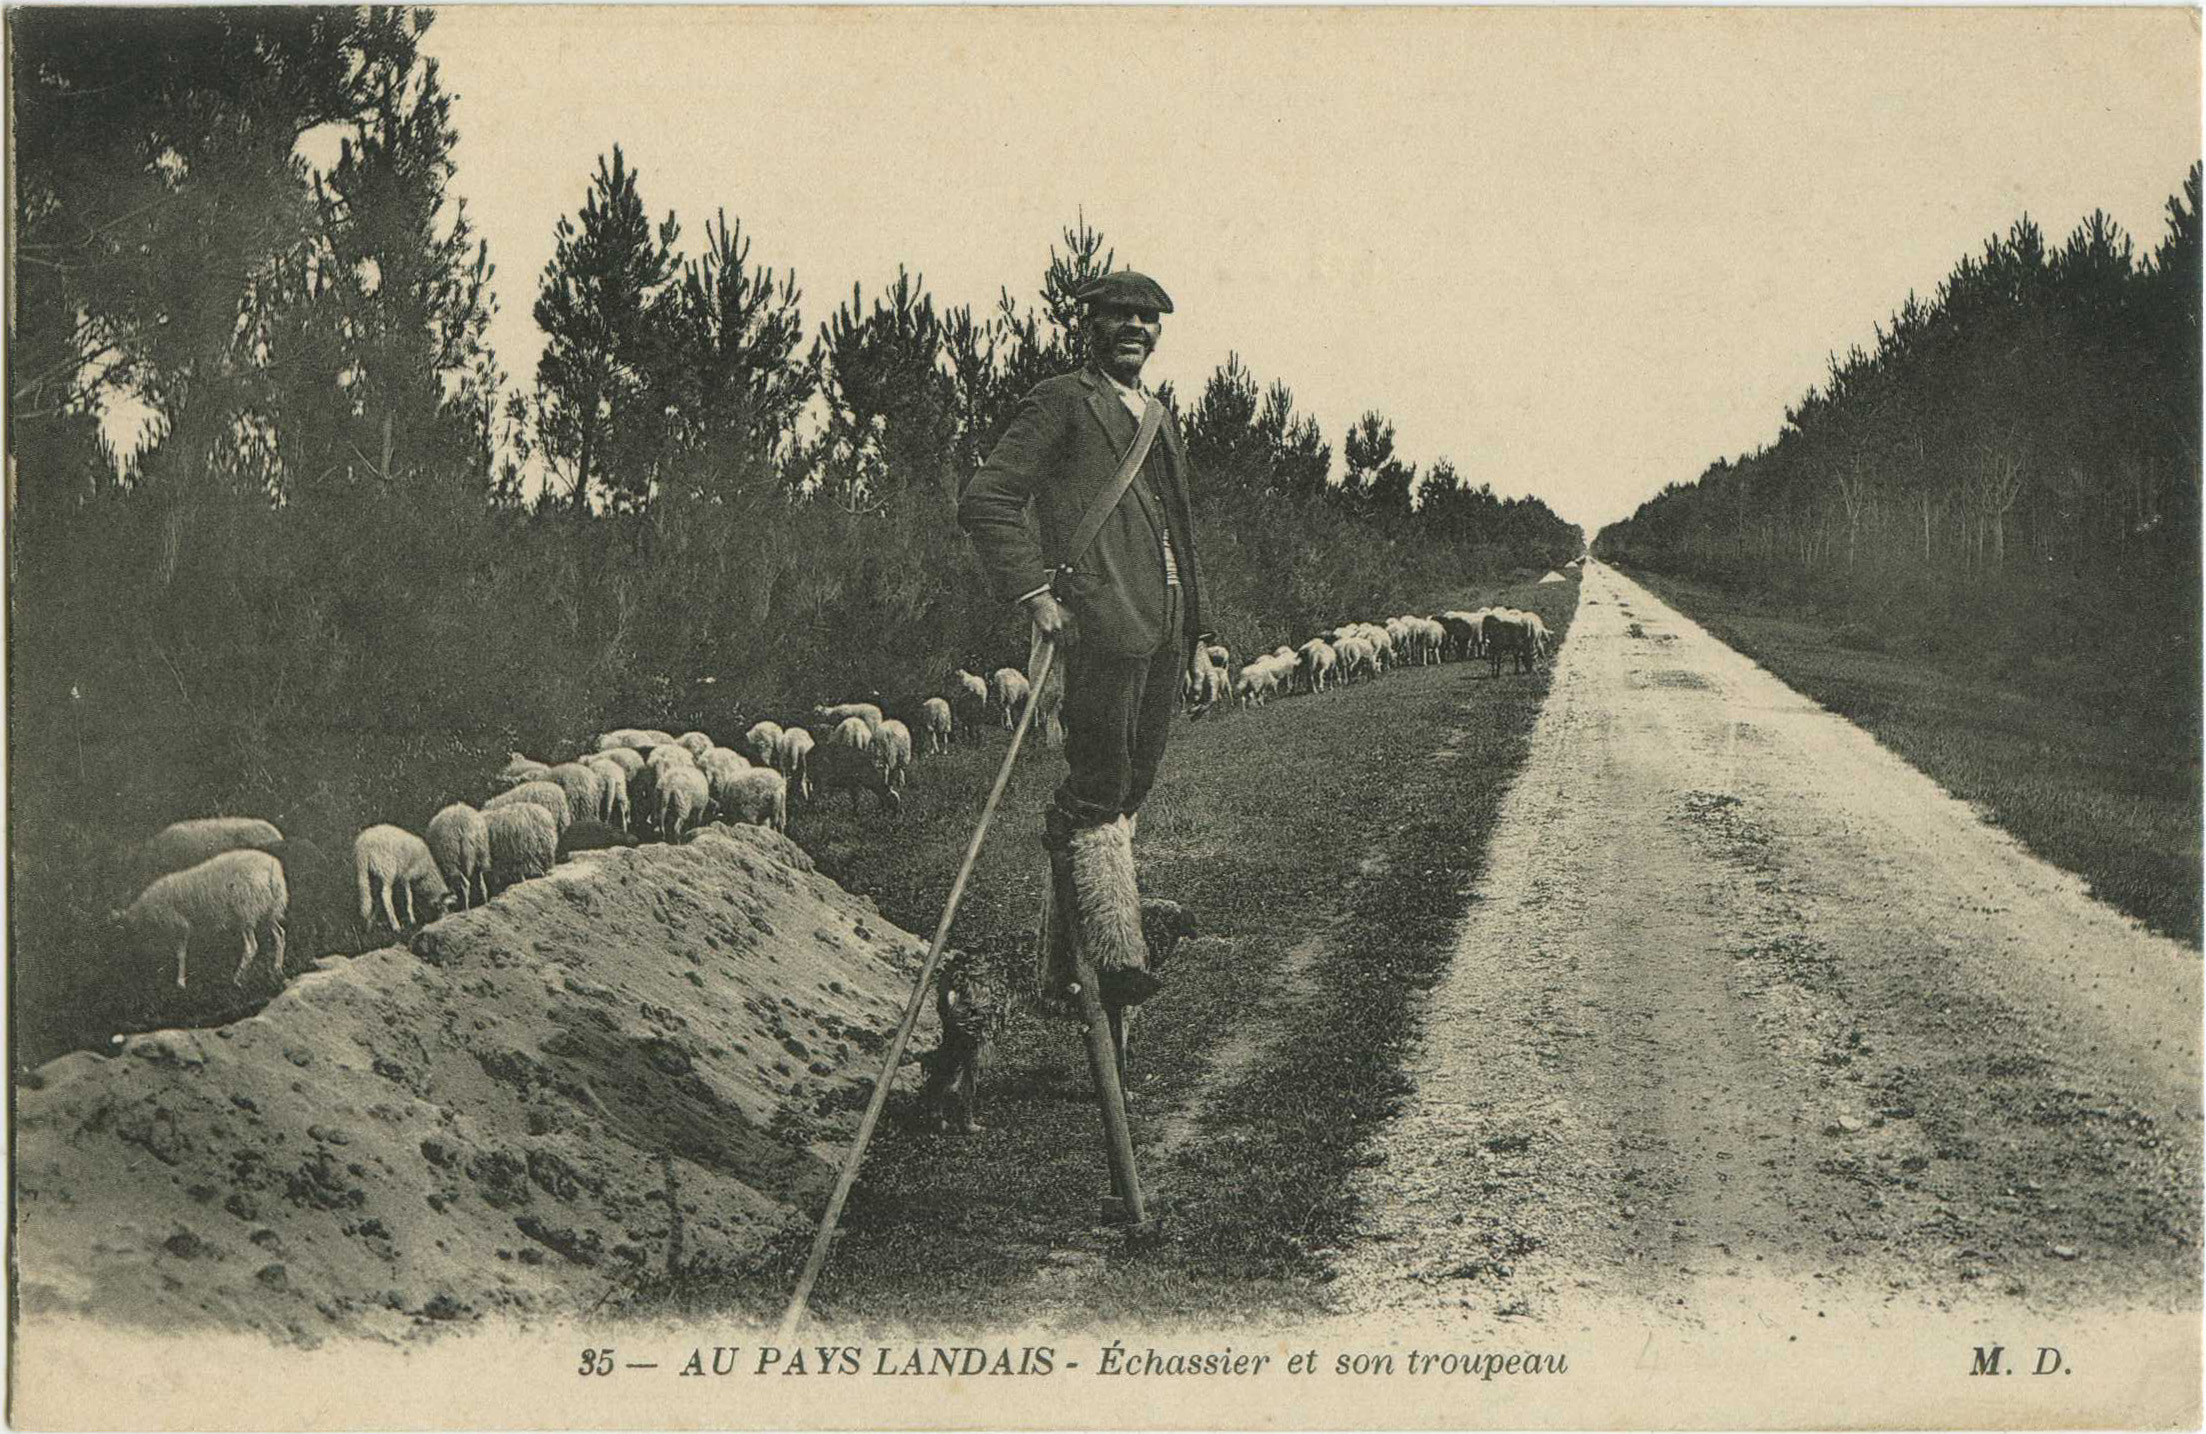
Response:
[1333,561,2201,1330]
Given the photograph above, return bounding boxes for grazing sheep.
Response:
[1482,611,1536,676]
[1522,610,1553,659]
[988,668,1030,729]
[637,729,678,749]
[494,753,552,789]
[544,762,606,831]
[1296,639,1338,694]
[133,817,284,890]
[558,818,641,858]
[744,721,784,766]
[714,766,789,832]
[1233,653,1290,709]
[486,780,573,835]
[813,702,886,740]
[109,849,288,990]
[583,754,633,830]
[657,762,712,839]
[813,715,899,814]
[354,825,454,933]
[594,729,653,753]
[1336,636,1378,686]
[950,670,990,733]
[920,697,953,756]
[878,718,915,792]
[1464,609,1496,659]
[773,726,815,803]
[697,745,751,784]
[594,745,645,778]
[1184,649,1228,714]
[647,742,697,771]
[424,804,492,910]
[676,730,714,759]
[483,804,557,893]
[1416,616,1447,664]
[1432,612,1475,661]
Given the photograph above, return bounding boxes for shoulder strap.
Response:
[1062,396,1165,572]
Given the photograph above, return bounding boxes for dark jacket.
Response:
[958,364,1209,659]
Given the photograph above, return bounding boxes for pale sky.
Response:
[421,6,2200,536]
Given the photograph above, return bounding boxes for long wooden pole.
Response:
[776,640,1057,1343]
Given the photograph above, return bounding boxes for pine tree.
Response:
[651,209,812,504]
[530,145,679,513]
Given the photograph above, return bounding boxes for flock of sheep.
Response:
[102,597,1552,1006]
[1206,605,1552,711]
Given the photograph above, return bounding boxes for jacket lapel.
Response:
[1080,367,1140,453]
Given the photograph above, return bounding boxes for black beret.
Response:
[1076,270,1174,315]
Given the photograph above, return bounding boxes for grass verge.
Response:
[1634,569,2201,947]
[618,576,1582,1328]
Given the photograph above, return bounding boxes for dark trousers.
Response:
[1054,585,1185,830]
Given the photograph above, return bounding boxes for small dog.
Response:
[917,949,1007,1133]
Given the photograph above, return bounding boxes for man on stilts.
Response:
[958,270,1217,1223]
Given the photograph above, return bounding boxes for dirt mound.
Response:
[13,825,929,1344]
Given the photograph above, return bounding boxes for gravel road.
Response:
[1334,561,2200,1329]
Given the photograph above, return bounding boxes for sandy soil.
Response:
[13,826,930,1345]
[1334,561,2201,1330]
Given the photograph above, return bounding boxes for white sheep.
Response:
[950,670,990,731]
[774,726,815,803]
[676,730,714,759]
[813,715,898,814]
[544,762,606,832]
[989,668,1031,729]
[647,742,697,771]
[583,755,633,830]
[1521,611,1552,660]
[354,824,454,932]
[713,766,788,832]
[919,697,953,755]
[657,763,712,839]
[109,849,288,989]
[1236,653,1292,708]
[744,721,784,766]
[697,745,751,783]
[1296,639,1338,694]
[424,804,491,910]
[813,701,886,740]
[483,803,557,893]
[493,754,553,793]
[485,780,572,835]
[878,718,914,792]
[594,746,645,777]
[1336,636,1377,685]
[594,729,652,753]
[133,817,283,889]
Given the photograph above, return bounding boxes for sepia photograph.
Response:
[6,4,2201,1428]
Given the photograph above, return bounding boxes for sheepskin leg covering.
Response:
[1068,819,1146,979]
